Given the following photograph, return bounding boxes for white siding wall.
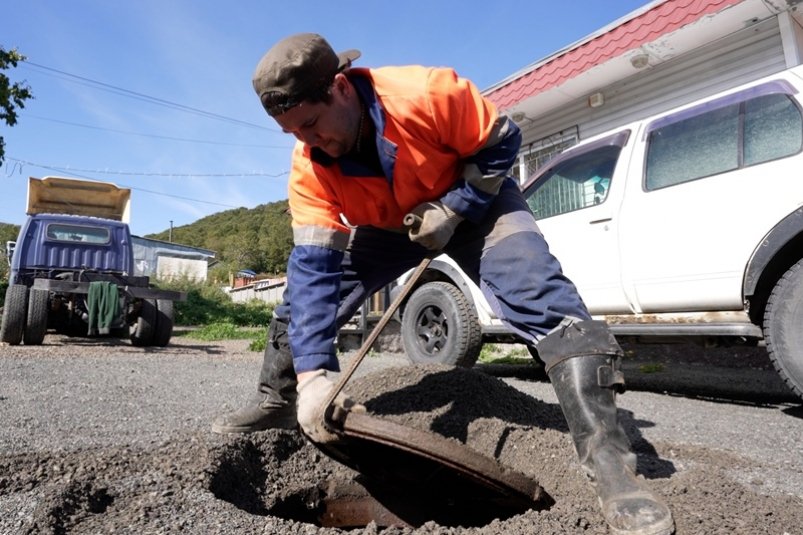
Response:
[156,256,208,281]
[518,17,787,157]
[229,280,286,304]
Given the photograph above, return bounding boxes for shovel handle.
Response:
[321,213,430,427]
[322,255,432,427]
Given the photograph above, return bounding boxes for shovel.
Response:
[320,213,429,427]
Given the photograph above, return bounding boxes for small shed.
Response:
[131,236,216,282]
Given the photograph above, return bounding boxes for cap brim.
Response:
[338,49,361,70]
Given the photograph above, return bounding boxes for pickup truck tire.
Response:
[764,258,803,398]
[23,289,49,345]
[152,299,174,347]
[130,299,157,347]
[1,284,29,345]
[401,281,482,368]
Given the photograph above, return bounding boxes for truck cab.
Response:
[0,176,184,347]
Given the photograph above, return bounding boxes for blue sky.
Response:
[2,0,649,237]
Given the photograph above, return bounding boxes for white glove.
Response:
[296,369,365,443]
[407,201,463,251]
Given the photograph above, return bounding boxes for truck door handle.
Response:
[589,217,612,225]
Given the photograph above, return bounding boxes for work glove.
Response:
[296,369,365,444]
[407,201,463,251]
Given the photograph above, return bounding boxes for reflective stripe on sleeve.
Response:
[293,225,350,250]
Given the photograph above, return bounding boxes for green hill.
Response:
[145,199,293,276]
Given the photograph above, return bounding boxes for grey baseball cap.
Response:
[252,33,361,117]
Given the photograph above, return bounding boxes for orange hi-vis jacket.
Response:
[282,65,522,372]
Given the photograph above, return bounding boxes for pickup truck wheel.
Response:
[130,299,157,347]
[0,284,29,345]
[152,299,174,347]
[23,289,49,345]
[764,258,803,399]
[401,281,482,368]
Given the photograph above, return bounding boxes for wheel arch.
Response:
[394,259,477,320]
[744,207,803,326]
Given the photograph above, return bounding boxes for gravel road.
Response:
[1,330,802,534]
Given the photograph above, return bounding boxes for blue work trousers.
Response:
[273,180,591,369]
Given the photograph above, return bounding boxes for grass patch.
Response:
[639,363,665,374]
[478,343,501,363]
[478,343,536,366]
[180,322,264,341]
[248,331,267,352]
[155,277,276,327]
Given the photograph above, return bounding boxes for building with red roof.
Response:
[484,0,803,179]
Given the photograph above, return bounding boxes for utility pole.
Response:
[169,220,173,243]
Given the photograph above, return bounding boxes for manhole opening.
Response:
[269,476,545,529]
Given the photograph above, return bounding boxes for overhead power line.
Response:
[23,113,292,149]
[6,158,289,209]
[22,60,277,132]
[7,157,288,178]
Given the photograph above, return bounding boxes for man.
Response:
[213,33,674,535]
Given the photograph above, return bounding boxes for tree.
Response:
[0,47,33,167]
[0,222,20,282]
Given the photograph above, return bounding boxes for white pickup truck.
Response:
[394,65,803,400]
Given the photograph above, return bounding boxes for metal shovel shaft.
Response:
[322,212,429,425]
[323,255,432,423]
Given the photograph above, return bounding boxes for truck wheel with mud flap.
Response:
[152,299,174,347]
[1,284,29,345]
[23,289,49,345]
[401,281,482,367]
[130,299,157,347]
[764,258,803,400]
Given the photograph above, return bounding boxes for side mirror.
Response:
[5,241,15,265]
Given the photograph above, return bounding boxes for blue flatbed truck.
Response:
[0,176,185,346]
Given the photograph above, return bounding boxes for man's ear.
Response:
[332,73,351,98]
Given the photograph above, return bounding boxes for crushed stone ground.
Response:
[1,334,802,534]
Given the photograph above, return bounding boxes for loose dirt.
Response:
[1,334,802,534]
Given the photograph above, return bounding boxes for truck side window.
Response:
[744,93,803,165]
[526,146,619,220]
[646,104,740,190]
[645,90,803,190]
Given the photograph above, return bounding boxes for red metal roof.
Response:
[486,0,744,110]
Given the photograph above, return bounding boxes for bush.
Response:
[155,277,276,327]
[248,331,267,352]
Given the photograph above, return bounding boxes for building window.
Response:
[513,127,579,183]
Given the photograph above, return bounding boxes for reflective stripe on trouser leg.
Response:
[445,181,592,367]
[478,230,592,347]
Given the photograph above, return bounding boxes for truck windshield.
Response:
[46,223,110,244]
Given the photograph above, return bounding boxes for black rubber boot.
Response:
[211,318,298,434]
[548,354,674,535]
